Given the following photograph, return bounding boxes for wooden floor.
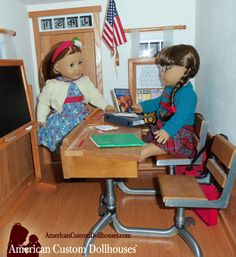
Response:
[0,164,235,257]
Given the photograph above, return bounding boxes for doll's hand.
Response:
[105,105,116,112]
[131,104,143,113]
[154,129,170,144]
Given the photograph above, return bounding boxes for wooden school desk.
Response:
[61,109,141,179]
[61,109,183,257]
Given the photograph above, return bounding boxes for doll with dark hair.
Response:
[7,223,28,256]
[25,234,41,257]
[37,38,115,151]
[132,44,200,161]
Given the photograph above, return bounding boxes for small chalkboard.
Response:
[0,60,32,138]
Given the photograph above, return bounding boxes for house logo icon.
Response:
[7,223,41,257]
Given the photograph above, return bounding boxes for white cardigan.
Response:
[37,76,108,122]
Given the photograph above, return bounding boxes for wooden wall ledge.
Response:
[0,28,16,36]
[124,25,186,33]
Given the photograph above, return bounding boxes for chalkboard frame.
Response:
[128,57,162,104]
[0,59,33,144]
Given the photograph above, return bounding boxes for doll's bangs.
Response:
[158,45,200,75]
[67,45,81,55]
[56,45,81,61]
[158,46,177,67]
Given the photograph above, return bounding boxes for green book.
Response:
[90,133,145,148]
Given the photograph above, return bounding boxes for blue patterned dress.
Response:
[38,81,88,151]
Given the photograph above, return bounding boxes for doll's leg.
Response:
[140,143,167,162]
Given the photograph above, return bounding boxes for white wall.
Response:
[27,0,196,104]
[0,0,37,102]
[195,0,236,144]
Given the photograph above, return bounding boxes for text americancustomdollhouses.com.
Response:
[45,231,131,239]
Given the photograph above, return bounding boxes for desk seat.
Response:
[158,174,207,201]
[156,153,190,165]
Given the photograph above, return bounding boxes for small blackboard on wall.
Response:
[0,60,32,139]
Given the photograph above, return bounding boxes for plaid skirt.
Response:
[143,120,194,158]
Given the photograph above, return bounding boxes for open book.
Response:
[112,88,133,113]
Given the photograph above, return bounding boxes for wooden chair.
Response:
[118,113,209,195]
[83,134,236,257]
[157,134,236,257]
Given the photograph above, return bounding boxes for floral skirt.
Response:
[143,120,194,158]
[38,109,87,152]
[38,81,88,152]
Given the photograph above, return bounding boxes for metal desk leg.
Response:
[83,179,115,256]
[117,164,175,195]
[117,181,158,195]
[83,179,203,257]
[83,212,113,256]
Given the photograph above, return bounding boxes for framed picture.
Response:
[128,58,163,103]
[136,88,162,104]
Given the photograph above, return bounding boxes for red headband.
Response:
[51,41,73,63]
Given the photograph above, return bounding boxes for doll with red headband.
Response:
[132,44,200,161]
[37,38,115,151]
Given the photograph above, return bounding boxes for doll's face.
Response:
[160,65,187,86]
[54,52,83,81]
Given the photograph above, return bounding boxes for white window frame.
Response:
[139,39,163,58]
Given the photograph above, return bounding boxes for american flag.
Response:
[102,0,127,53]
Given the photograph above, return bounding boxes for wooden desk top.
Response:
[60,109,142,178]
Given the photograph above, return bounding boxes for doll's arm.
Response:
[140,97,160,114]
[37,101,51,123]
[163,89,197,137]
[37,82,52,122]
[82,77,112,110]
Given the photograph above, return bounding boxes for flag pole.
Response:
[115,47,119,66]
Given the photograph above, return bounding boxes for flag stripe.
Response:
[114,21,122,45]
[104,24,113,42]
[103,36,113,50]
[114,16,127,44]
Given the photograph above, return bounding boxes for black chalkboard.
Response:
[0,64,31,138]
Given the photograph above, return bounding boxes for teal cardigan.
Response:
[140,82,197,137]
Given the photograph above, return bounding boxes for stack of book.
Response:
[108,87,163,127]
[104,112,145,128]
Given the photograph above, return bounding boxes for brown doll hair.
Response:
[157,44,200,121]
[39,41,81,88]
